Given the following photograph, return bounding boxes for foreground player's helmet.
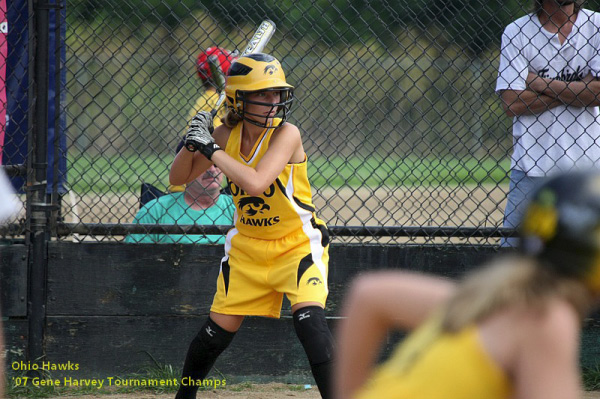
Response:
[520,170,600,293]
[224,53,294,127]
[196,47,235,82]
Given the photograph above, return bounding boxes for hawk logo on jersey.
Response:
[238,196,270,216]
[264,64,278,75]
[230,181,280,227]
[307,277,323,286]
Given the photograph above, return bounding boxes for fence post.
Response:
[27,0,50,364]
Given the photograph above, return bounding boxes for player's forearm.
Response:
[501,89,561,116]
[335,280,389,399]
[535,78,600,107]
[335,273,453,399]
[170,149,195,185]
[170,149,211,186]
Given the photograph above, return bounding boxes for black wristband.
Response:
[199,142,223,160]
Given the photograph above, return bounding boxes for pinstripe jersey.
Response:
[224,118,318,240]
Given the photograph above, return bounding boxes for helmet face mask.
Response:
[235,87,294,128]
[225,53,294,127]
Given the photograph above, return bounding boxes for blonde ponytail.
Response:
[441,256,592,333]
[221,109,243,128]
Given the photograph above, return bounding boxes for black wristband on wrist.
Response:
[199,142,223,160]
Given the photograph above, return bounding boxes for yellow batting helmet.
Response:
[225,53,294,127]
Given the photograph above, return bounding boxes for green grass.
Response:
[273,384,305,391]
[228,381,254,392]
[309,155,510,188]
[68,154,511,194]
[583,366,600,391]
[68,154,172,194]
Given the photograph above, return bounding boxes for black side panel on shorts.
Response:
[297,253,313,287]
[222,260,231,295]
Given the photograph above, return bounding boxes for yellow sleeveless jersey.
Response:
[224,118,319,240]
[355,317,512,399]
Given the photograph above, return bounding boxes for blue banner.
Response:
[2,0,67,194]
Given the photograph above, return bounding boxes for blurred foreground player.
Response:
[336,170,600,399]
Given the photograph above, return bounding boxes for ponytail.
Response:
[221,109,243,128]
[441,256,592,333]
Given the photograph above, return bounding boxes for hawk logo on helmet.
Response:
[225,53,294,128]
[264,65,278,75]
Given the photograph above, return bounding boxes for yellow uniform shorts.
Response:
[211,219,330,318]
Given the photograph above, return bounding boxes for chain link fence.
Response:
[3,0,600,245]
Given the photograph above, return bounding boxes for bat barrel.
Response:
[241,20,276,56]
[208,55,226,92]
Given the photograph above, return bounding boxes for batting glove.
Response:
[184,111,222,160]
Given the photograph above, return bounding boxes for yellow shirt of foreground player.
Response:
[224,118,321,240]
[355,317,512,399]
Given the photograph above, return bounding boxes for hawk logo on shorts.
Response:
[264,65,278,75]
[307,277,323,286]
[238,196,270,216]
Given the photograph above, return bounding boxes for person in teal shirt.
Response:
[125,165,234,244]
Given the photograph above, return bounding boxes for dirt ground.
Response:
[40,383,321,399]
[63,184,508,227]
[37,382,600,399]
